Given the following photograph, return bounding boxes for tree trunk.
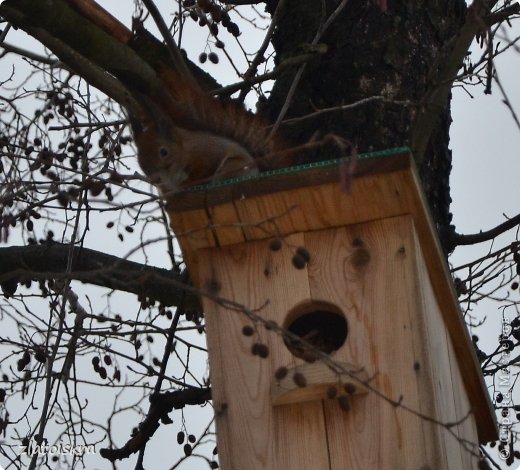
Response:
[265,0,466,241]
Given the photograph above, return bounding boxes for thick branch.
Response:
[0,0,221,100]
[443,213,520,251]
[0,0,177,115]
[410,0,506,163]
[65,0,132,43]
[0,244,200,310]
[0,0,143,114]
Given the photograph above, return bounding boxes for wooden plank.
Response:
[305,217,444,468]
[198,233,330,469]
[404,168,497,443]
[204,199,246,246]
[234,169,411,242]
[447,333,481,468]
[272,362,368,406]
[169,207,215,285]
[412,227,480,467]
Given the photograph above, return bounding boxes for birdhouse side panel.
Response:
[411,228,480,469]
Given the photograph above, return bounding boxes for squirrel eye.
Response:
[159,146,168,158]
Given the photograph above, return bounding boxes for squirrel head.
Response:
[133,116,189,195]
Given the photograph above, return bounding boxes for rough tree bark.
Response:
[263,0,466,243]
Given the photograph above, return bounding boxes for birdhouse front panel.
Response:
[198,214,480,469]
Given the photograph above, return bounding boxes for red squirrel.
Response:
[130,73,279,195]
[126,41,284,195]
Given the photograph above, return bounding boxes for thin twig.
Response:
[282,95,414,125]
[269,0,350,137]
[140,0,195,84]
[238,0,288,101]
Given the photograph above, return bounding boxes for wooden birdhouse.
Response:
[168,148,496,469]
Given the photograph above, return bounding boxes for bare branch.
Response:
[99,387,211,462]
[410,0,503,163]
[446,213,520,249]
[0,41,58,65]
[0,244,200,310]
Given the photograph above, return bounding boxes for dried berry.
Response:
[274,367,288,381]
[338,395,350,411]
[88,180,105,197]
[22,351,31,364]
[352,238,364,247]
[1,278,18,297]
[242,325,254,336]
[251,343,269,358]
[34,348,46,363]
[292,253,306,269]
[208,52,219,64]
[227,22,240,37]
[209,23,219,36]
[57,191,69,207]
[293,372,306,388]
[269,239,282,251]
[177,431,185,444]
[326,386,338,399]
[296,246,310,263]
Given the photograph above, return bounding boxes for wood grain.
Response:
[173,151,495,469]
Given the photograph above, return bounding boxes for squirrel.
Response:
[129,69,281,195]
[134,115,259,194]
[121,26,285,196]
